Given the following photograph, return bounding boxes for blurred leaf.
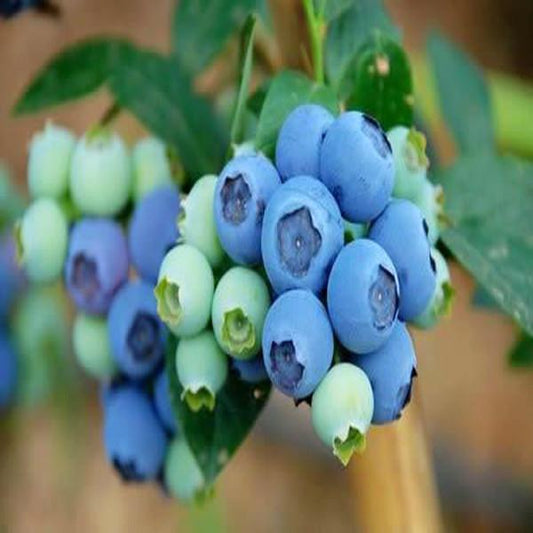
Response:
[13,38,129,114]
[0,163,25,232]
[108,46,228,179]
[325,0,399,90]
[255,70,338,156]
[247,80,270,116]
[314,0,352,21]
[230,14,257,146]
[172,0,258,76]
[428,32,494,153]
[471,284,502,311]
[166,341,271,485]
[440,153,533,336]
[344,32,413,130]
[508,333,533,368]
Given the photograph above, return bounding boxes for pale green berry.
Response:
[132,137,174,201]
[413,179,445,245]
[73,313,117,379]
[155,244,214,337]
[178,175,225,268]
[15,198,68,283]
[312,363,374,466]
[211,267,270,360]
[165,437,207,502]
[388,126,429,201]
[69,129,131,216]
[413,248,454,329]
[175,330,228,412]
[344,220,367,243]
[28,122,75,199]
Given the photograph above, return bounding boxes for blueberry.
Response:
[0,329,17,409]
[103,385,167,482]
[28,122,75,199]
[108,280,166,380]
[261,176,344,295]
[214,154,281,265]
[0,232,24,320]
[320,111,394,222]
[70,130,131,216]
[15,198,68,283]
[175,330,228,412]
[349,322,417,424]
[413,248,454,329]
[128,185,180,284]
[179,175,225,269]
[311,363,374,466]
[275,104,334,181]
[211,266,270,360]
[368,199,436,320]
[413,180,444,245]
[155,244,214,337]
[153,369,178,434]
[232,354,268,384]
[262,289,333,399]
[73,313,117,380]
[327,239,399,354]
[164,437,206,502]
[65,218,128,315]
[387,126,429,201]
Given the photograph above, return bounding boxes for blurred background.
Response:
[1,0,533,531]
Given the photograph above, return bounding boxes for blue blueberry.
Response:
[65,218,129,315]
[349,322,417,424]
[275,104,334,181]
[262,289,333,399]
[214,154,281,265]
[232,355,268,384]
[368,199,436,320]
[128,185,180,284]
[319,111,394,222]
[0,330,17,409]
[327,239,399,354]
[154,369,178,434]
[261,176,344,295]
[108,280,166,380]
[103,385,167,482]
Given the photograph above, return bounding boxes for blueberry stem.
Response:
[302,0,325,84]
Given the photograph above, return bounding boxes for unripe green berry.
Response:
[413,179,445,245]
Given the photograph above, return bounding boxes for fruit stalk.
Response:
[302,0,325,84]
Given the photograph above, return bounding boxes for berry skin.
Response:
[0,330,18,409]
[103,385,167,483]
[164,437,206,502]
[232,355,268,384]
[128,185,181,284]
[413,248,454,329]
[327,239,399,354]
[387,126,429,201]
[262,289,333,399]
[28,122,75,199]
[211,267,270,360]
[155,244,214,337]
[108,280,166,380]
[179,175,225,269]
[131,137,174,201]
[70,130,131,216]
[65,218,129,315]
[320,111,394,222]
[349,322,417,424]
[413,180,444,245]
[275,104,334,181]
[214,154,281,265]
[154,369,178,434]
[16,198,68,283]
[73,313,117,380]
[368,199,436,321]
[0,233,24,321]
[311,363,374,466]
[175,330,228,412]
[261,176,344,295]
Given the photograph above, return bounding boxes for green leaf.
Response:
[325,0,399,90]
[230,14,257,146]
[471,284,502,311]
[108,46,228,179]
[440,153,533,336]
[172,0,258,76]
[428,32,494,153]
[165,340,271,485]
[314,0,352,21]
[13,38,130,115]
[344,32,413,130]
[508,333,533,368]
[255,70,338,156]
